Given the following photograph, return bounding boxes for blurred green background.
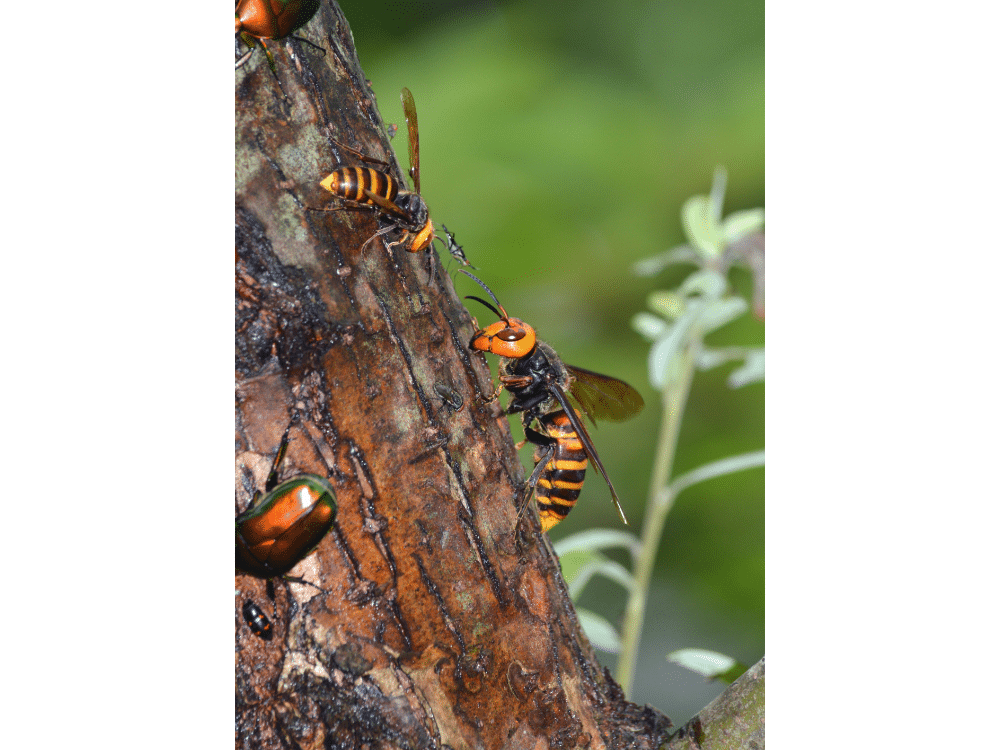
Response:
[336,0,763,722]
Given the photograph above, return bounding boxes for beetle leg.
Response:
[260,40,278,75]
[244,489,263,513]
[264,422,294,493]
[281,573,326,593]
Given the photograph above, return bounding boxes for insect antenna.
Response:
[459,269,509,320]
[465,295,507,322]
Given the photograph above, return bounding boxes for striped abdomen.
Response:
[532,410,588,531]
[319,167,399,205]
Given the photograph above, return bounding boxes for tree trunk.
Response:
[235,3,672,748]
[665,659,765,750]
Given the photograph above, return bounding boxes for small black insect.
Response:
[242,599,274,641]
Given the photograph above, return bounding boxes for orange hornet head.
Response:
[409,219,435,253]
[461,270,537,358]
[470,317,536,358]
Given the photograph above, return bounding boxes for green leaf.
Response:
[632,246,700,277]
[645,271,733,389]
[681,195,724,259]
[722,207,765,244]
[696,347,731,371]
[670,451,765,497]
[667,648,748,684]
[708,166,728,224]
[700,296,748,334]
[646,290,685,320]
[696,345,755,372]
[648,327,686,390]
[679,268,726,299]
[729,349,765,388]
[558,549,603,589]
[577,609,623,654]
[633,255,670,277]
[557,539,637,600]
[565,557,635,600]
[553,529,643,559]
[631,312,669,342]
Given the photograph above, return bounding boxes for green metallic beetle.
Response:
[235,421,337,579]
[235,0,321,72]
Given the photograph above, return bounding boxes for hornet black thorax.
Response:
[500,341,572,420]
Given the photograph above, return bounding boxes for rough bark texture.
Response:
[666,659,765,750]
[235,3,673,748]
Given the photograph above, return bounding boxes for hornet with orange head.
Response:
[463,271,644,532]
[317,88,448,258]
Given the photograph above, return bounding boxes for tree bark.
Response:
[235,3,672,748]
[665,659,765,750]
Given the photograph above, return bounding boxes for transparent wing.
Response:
[566,365,644,424]
[400,87,420,194]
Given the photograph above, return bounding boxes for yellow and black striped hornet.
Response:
[317,87,438,255]
[463,271,644,531]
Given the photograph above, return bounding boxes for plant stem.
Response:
[615,343,697,697]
